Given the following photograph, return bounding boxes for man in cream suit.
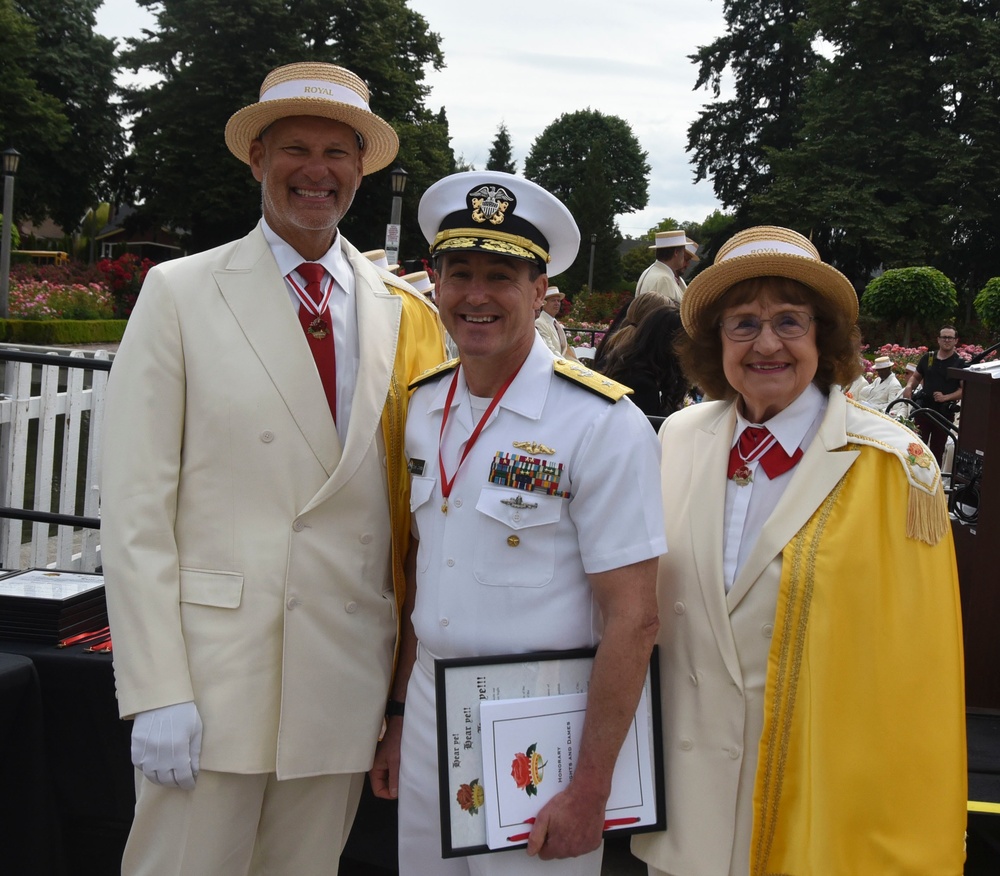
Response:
[634,229,687,304]
[100,62,444,876]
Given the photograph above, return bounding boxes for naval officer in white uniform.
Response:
[370,171,666,875]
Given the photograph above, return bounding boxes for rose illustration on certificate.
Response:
[510,744,546,796]
[456,779,485,815]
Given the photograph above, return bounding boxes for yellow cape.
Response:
[751,442,967,875]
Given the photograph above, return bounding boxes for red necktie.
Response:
[727,425,803,481]
[295,262,337,421]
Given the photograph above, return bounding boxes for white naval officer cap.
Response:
[418,171,581,276]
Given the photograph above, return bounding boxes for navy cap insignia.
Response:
[468,185,514,226]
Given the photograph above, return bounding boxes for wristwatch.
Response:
[386,699,405,718]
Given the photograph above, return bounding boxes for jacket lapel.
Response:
[214,225,342,474]
[727,391,859,609]
[684,402,744,684]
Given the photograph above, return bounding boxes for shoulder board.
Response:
[552,358,633,402]
[410,358,459,390]
[844,397,948,545]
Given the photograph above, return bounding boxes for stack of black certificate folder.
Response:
[0,569,107,643]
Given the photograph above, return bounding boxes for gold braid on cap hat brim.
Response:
[431,228,550,264]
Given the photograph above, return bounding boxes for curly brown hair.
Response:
[676,276,862,401]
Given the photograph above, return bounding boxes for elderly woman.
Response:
[631,227,966,875]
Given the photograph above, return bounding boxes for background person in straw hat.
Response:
[369,170,665,875]
[535,286,578,359]
[630,226,966,876]
[635,229,688,304]
[100,61,445,875]
[858,354,903,410]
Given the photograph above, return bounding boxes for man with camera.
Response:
[902,325,966,464]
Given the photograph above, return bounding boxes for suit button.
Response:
[260,430,275,443]
[345,601,358,614]
[453,498,463,508]
[359,533,373,545]
[286,597,301,610]
[440,617,450,627]
[729,747,741,759]
[679,738,693,750]
[761,623,773,638]
[292,520,305,532]
[673,602,685,615]
[446,558,455,567]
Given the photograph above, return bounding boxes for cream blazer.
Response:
[101,224,412,779]
[633,391,857,876]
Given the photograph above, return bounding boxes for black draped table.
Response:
[0,640,133,876]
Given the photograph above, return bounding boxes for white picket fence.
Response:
[0,345,112,572]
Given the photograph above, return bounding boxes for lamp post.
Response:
[385,166,408,269]
[0,148,21,319]
[587,233,597,292]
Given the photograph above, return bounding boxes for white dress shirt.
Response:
[722,383,826,592]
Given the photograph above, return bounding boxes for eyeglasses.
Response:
[720,310,815,342]
[938,335,957,340]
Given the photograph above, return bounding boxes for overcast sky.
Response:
[94,0,731,237]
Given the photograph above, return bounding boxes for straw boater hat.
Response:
[544,286,565,300]
[685,239,701,263]
[648,229,688,251]
[399,270,433,296]
[680,225,858,336]
[418,171,580,276]
[225,62,399,173]
[873,355,894,371]
[361,248,399,273]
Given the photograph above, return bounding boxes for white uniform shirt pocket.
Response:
[473,485,563,587]
[409,475,436,513]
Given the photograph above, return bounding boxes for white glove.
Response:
[131,701,203,790]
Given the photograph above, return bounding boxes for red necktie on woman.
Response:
[727,426,803,481]
[295,262,337,421]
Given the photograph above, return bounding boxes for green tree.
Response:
[76,202,111,262]
[755,0,971,284]
[562,141,622,294]
[937,1,1000,307]
[524,109,649,216]
[0,0,71,223]
[861,267,957,346]
[688,0,817,212]
[687,209,737,277]
[486,122,517,174]
[973,279,1000,335]
[122,0,450,252]
[19,0,124,233]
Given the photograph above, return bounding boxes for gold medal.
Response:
[732,465,753,487]
[307,317,329,339]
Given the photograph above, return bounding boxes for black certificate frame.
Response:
[434,646,664,858]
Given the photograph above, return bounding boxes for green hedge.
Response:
[0,319,127,345]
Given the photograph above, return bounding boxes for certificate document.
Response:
[479,687,657,850]
[434,648,663,857]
